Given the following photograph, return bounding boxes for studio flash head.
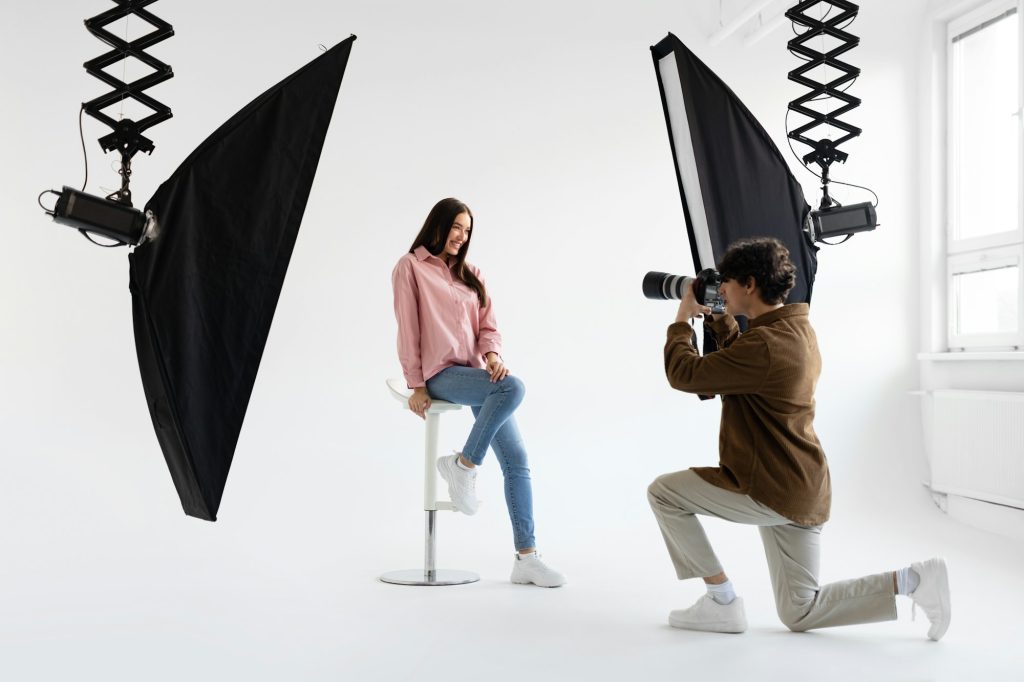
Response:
[809,201,877,242]
[41,187,158,246]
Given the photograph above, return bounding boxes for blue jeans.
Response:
[425,366,535,551]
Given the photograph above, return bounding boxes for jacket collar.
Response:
[748,303,809,328]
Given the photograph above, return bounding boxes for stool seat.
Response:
[386,378,462,413]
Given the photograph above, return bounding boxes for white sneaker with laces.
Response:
[668,594,747,633]
[436,453,479,515]
[909,557,951,641]
[510,552,566,587]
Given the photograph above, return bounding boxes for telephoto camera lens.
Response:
[642,271,690,300]
[642,268,726,313]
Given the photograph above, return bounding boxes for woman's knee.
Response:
[500,462,532,481]
[499,375,526,402]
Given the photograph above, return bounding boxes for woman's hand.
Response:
[675,282,712,323]
[485,352,509,383]
[408,386,431,419]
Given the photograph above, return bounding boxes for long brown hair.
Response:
[409,198,488,307]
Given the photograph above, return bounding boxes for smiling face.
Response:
[441,212,472,261]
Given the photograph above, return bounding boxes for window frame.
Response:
[947,245,1024,349]
[945,0,1024,350]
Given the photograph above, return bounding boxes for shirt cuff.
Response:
[479,343,502,358]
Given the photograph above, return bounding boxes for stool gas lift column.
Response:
[380,378,480,586]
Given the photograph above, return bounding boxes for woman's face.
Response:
[441,212,472,260]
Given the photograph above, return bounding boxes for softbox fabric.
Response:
[651,33,817,306]
[128,37,355,521]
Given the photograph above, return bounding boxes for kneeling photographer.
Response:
[647,237,951,638]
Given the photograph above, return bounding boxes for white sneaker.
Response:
[668,594,747,633]
[436,453,478,515]
[910,557,951,641]
[510,552,566,588]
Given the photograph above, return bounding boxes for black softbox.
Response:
[128,37,355,521]
[651,33,818,306]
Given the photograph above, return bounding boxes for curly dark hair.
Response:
[716,237,796,305]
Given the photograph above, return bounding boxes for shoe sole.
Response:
[436,457,478,515]
[668,616,747,634]
[510,576,565,588]
[928,558,951,641]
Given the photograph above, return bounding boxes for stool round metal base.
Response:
[379,569,480,586]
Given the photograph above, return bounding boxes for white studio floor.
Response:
[2,482,1022,682]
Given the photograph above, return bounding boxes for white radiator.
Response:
[928,390,1024,509]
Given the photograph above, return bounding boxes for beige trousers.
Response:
[647,469,896,631]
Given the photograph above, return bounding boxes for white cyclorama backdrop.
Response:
[6,0,1010,679]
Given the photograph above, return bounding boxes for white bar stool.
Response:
[379,378,480,586]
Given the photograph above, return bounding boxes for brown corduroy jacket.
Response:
[664,303,831,526]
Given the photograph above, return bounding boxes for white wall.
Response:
[1,0,930,636]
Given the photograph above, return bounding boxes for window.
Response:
[946,0,1024,350]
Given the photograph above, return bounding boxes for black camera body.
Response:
[642,268,725,314]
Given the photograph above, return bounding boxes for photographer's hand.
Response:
[675,283,712,323]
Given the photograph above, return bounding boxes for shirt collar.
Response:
[414,245,456,269]
[748,303,809,328]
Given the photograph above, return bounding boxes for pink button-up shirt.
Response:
[392,245,503,388]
